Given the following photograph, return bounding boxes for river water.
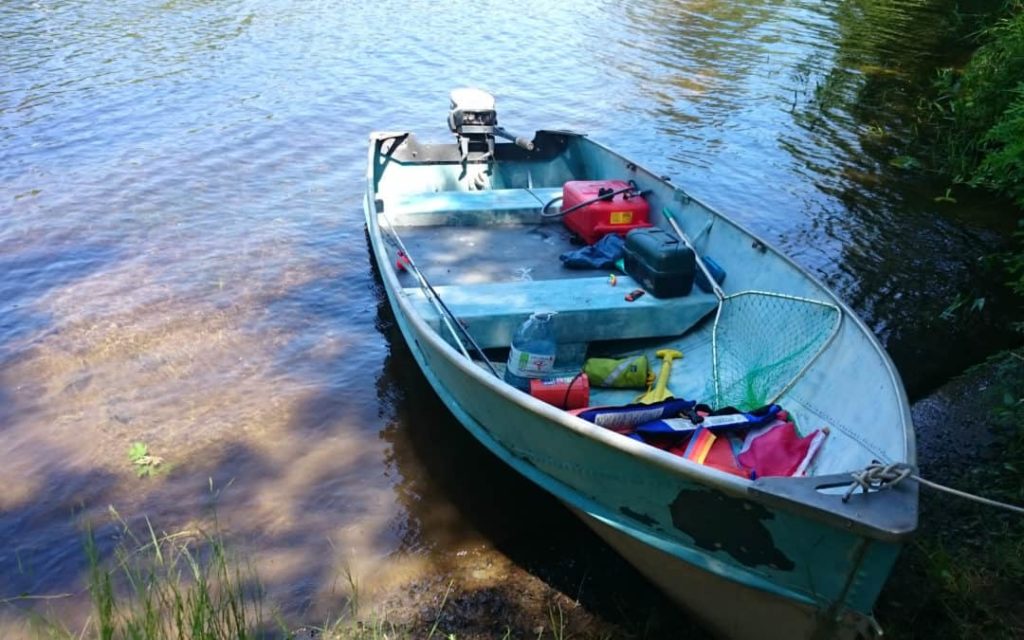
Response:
[0,0,1012,633]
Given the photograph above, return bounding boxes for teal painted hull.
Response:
[364,128,916,639]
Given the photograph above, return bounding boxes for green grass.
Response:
[24,518,420,640]
[18,515,606,640]
[26,513,269,640]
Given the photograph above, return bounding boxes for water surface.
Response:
[0,0,1011,632]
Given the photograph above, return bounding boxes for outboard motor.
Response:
[448,88,535,163]
[448,88,498,162]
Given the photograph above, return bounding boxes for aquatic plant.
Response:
[127,442,164,478]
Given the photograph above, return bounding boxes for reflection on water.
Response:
[0,0,1015,631]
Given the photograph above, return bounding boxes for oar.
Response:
[377,210,501,378]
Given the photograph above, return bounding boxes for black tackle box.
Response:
[623,228,696,298]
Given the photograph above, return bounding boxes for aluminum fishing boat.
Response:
[363,89,916,639]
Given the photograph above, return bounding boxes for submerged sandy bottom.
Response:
[0,232,698,637]
[0,234,436,628]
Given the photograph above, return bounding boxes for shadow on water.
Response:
[0,239,114,603]
[0,242,120,356]
[2,443,363,627]
[0,221,401,623]
[0,451,122,603]
[0,236,702,637]
[1,394,391,626]
[0,242,126,606]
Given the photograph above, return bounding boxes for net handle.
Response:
[662,207,843,408]
[663,207,726,301]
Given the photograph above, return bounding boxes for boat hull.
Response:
[369,243,896,639]
[364,130,916,639]
[573,507,862,639]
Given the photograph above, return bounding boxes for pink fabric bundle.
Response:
[737,418,828,477]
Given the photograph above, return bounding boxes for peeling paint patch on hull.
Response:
[670,489,794,571]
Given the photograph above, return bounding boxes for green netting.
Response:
[712,291,841,410]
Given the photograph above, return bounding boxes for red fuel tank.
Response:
[561,180,651,245]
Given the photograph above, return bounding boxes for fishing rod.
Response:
[377,210,501,378]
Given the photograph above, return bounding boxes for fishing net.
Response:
[712,291,842,410]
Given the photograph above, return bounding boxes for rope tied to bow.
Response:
[842,462,913,502]
[842,461,1024,516]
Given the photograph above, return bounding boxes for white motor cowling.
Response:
[448,88,498,136]
[448,88,499,162]
[447,88,533,162]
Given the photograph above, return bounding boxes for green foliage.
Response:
[127,442,164,478]
[890,535,1024,640]
[921,4,1024,324]
[974,86,1024,204]
[1007,221,1024,303]
[933,4,1024,180]
[127,442,148,463]
[975,351,1024,504]
[939,292,988,321]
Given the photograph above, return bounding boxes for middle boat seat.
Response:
[403,275,719,349]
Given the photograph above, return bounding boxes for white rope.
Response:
[913,474,1024,515]
[843,462,1024,516]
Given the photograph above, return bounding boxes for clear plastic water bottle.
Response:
[504,311,557,391]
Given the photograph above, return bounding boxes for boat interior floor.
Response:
[388,222,720,362]
[394,223,593,287]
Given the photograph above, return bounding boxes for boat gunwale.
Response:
[364,129,917,540]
